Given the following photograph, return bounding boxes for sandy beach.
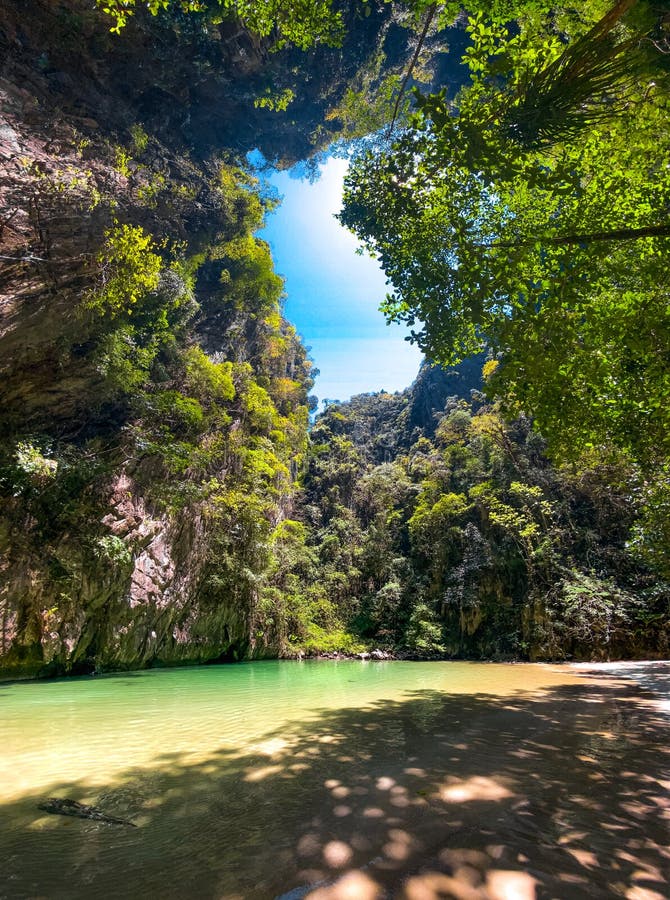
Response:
[2,662,668,900]
[301,663,670,900]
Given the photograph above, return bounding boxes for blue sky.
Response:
[258,155,423,404]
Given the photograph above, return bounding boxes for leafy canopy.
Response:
[340,2,670,466]
[96,0,344,48]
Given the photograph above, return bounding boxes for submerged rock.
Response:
[38,798,137,827]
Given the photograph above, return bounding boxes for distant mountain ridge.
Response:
[318,355,486,464]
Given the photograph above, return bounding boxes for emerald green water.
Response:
[0,660,585,899]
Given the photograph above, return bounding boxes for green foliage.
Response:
[89,264,195,401]
[254,88,296,112]
[409,490,470,545]
[88,224,162,315]
[96,535,133,566]
[153,390,205,435]
[435,408,471,444]
[0,439,117,552]
[15,442,58,483]
[214,234,284,313]
[242,380,280,432]
[296,373,668,659]
[404,603,445,654]
[130,123,149,154]
[290,624,366,656]
[628,469,670,579]
[538,570,652,657]
[96,0,344,49]
[183,347,235,403]
[327,72,407,140]
[113,146,133,177]
[2,128,324,671]
[340,3,670,472]
[216,166,267,233]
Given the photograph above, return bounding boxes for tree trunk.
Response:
[491,223,670,248]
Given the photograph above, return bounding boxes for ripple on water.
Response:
[1,660,631,899]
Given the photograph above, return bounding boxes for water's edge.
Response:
[4,648,668,686]
[2,659,668,899]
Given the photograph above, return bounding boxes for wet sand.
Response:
[301,664,670,900]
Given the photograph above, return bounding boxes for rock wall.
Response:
[0,0,332,678]
[302,370,670,661]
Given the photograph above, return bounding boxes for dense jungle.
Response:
[1,0,669,679]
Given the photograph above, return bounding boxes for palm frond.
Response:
[504,0,646,148]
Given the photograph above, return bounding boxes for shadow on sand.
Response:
[1,677,668,899]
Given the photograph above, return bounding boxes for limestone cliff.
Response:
[1,0,370,677]
[299,370,669,661]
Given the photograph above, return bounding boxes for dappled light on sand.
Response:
[439,777,513,803]
[401,867,537,900]
[1,662,669,898]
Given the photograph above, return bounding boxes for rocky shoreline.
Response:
[5,650,670,684]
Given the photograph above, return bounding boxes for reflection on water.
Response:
[1,661,667,900]
[0,661,578,802]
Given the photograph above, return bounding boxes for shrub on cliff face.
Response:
[96,534,133,567]
[295,383,669,660]
[88,224,162,316]
[184,348,235,403]
[536,571,656,659]
[14,442,59,484]
[96,0,345,49]
[215,235,283,313]
[94,330,157,394]
[152,391,205,436]
[87,228,197,401]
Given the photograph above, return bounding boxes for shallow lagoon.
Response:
[1,661,667,899]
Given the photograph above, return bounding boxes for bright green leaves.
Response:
[88,224,161,315]
[102,0,203,33]
[341,139,485,362]
[86,225,197,399]
[184,347,235,403]
[152,390,205,436]
[405,602,445,654]
[475,481,554,545]
[214,235,283,313]
[229,0,344,50]
[14,442,59,484]
[254,88,296,112]
[341,2,670,472]
[456,2,644,154]
[95,0,344,50]
[326,74,407,140]
[409,490,470,542]
[242,380,280,433]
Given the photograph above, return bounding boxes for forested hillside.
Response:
[1,0,668,677]
[289,365,668,659]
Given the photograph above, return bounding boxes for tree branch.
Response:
[388,3,437,135]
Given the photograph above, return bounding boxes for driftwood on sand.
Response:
[38,798,137,827]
